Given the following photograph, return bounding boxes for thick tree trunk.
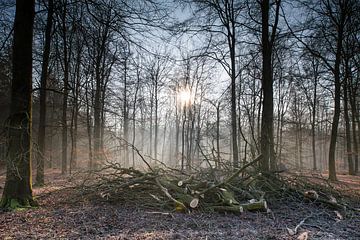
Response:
[260,0,276,171]
[1,0,36,209]
[36,0,53,185]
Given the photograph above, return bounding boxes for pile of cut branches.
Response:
[75,154,359,215]
[77,155,268,213]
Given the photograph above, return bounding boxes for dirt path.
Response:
[0,170,359,239]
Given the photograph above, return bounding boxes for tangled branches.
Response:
[75,154,359,215]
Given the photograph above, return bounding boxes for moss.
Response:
[0,196,38,211]
[33,182,45,188]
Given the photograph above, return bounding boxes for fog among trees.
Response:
[0,1,360,238]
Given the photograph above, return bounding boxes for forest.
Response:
[0,0,359,239]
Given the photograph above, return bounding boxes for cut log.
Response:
[240,199,267,211]
[211,199,267,213]
[177,175,194,187]
[211,205,244,213]
[190,198,199,208]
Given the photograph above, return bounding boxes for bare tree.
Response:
[1,0,36,208]
[259,0,281,171]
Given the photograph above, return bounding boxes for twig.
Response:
[287,214,312,236]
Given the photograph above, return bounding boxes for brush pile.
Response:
[77,154,359,214]
[78,155,270,213]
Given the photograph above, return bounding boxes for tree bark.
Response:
[1,0,36,209]
[260,0,279,171]
[36,0,54,185]
[311,60,318,171]
[122,56,129,167]
[328,3,346,181]
[349,86,359,174]
[343,70,354,175]
[61,0,69,174]
[226,1,239,168]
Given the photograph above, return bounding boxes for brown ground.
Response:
[0,170,359,240]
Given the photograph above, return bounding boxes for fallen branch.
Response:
[211,199,267,213]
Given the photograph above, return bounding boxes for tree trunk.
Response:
[123,57,129,167]
[328,9,345,181]
[1,0,36,209]
[260,0,277,171]
[93,53,103,169]
[175,104,180,166]
[132,67,141,167]
[216,103,221,168]
[61,1,69,174]
[154,79,159,161]
[349,86,359,174]
[343,73,354,175]
[36,0,53,185]
[70,46,81,171]
[312,62,318,171]
[86,81,93,169]
[181,108,186,171]
[149,87,154,159]
[228,14,239,169]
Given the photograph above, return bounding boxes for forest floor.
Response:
[0,169,359,240]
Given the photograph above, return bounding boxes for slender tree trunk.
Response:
[149,88,153,159]
[312,63,318,171]
[61,1,69,174]
[228,17,239,168]
[216,103,221,168]
[175,104,180,166]
[295,121,299,169]
[70,49,81,171]
[154,80,159,160]
[343,75,355,175]
[69,104,74,174]
[299,120,303,169]
[349,87,359,174]
[328,13,345,181]
[86,81,93,169]
[123,57,129,167]
[36,0,53,185]
[93,43,106,169]
[132,68,141,167]
[181,108,186,171]
[48,95,55,168]
[161,112,168,162]
[1,0,36,208]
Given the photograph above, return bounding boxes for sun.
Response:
[176,85,194,108]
